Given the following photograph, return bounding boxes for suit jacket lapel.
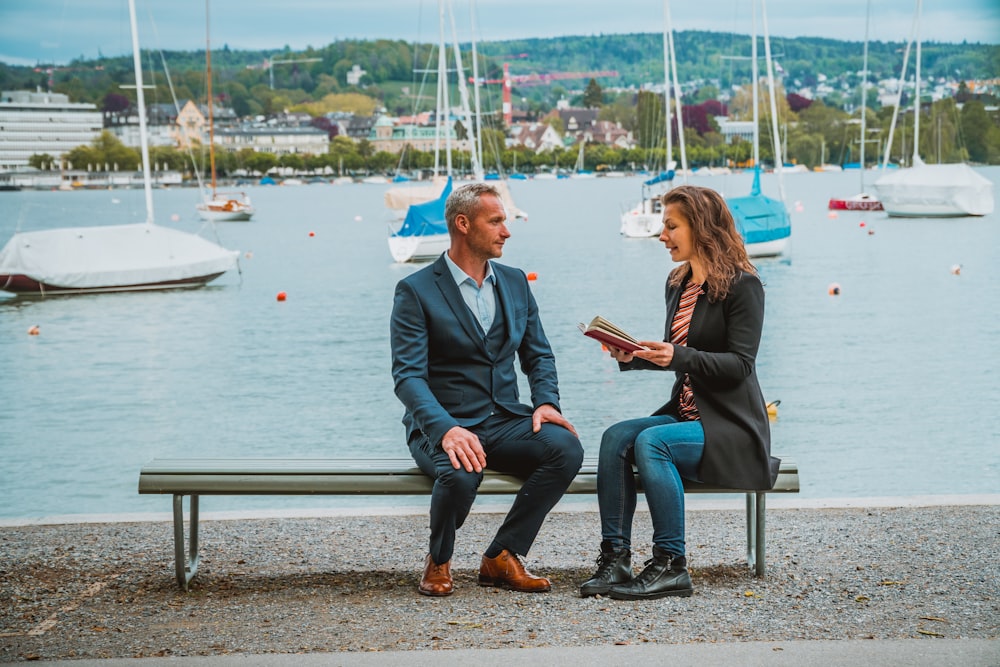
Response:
[493,264,517,345]
[433,256,488,352]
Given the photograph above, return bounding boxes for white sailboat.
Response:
[0,0,239,295]
[620,0,688,238]
[873,0,994,217]
[196,0,254,222]
[388,0,524,262]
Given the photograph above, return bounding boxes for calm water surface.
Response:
[2,168,998,518]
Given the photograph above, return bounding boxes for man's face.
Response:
[465,193,510,260]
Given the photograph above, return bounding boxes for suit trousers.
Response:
[409,412,584,564]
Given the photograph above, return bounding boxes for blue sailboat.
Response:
[727,167,791,258]
[726,0,791,258]
[387,177,453,263]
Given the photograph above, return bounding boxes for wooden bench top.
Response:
[138,457,799,496]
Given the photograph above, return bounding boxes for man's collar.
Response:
[444,252,494,287]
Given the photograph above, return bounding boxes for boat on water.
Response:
[828,192,884,211]
[0,0,239,296]
[196,2,253,222]
[828,0,884,212]
[873,0,994,217]
[725,0,791,259]
[388,177,452,263]
[620,0,687,239]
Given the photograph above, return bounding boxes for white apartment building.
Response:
[0,89,103,171]
[215,126,329,156]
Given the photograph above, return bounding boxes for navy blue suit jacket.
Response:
[390,254,561,447]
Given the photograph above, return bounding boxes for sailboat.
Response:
[195,0,253,222]
[725,0,791,259]
[0,0,239,295]
[388,0,524,263]
[620,0,688,239]
[571,140,596,178]
[873,0,993,217]
[829,0,884,211]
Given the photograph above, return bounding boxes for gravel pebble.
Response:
[1,505,997,661]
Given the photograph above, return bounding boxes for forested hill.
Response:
[1,30,996,113]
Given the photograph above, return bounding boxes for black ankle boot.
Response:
[608,546,693,600]
[579,540,632,597]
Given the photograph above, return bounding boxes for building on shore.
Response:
[0,89,102,172]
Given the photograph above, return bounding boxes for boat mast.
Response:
[859,0,870,189]
[661,0,672,174]
[760,0,786,201]
[127,0,154,224]
[447,0,482,180]
[750,1,759,172]
[206,0,217,197]
[664,0,687,179]
[880,1,918,169]
[468,0,484,172]
[912,0,922,166]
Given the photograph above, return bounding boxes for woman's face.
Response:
[660,202,696,263]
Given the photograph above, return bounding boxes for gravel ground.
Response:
[1,504,997,662]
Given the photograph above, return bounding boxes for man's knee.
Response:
[435,466,483,497]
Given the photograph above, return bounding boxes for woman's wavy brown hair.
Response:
[661,185,757,301]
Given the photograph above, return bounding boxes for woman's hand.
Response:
[606,344,634,363]
[632,341,675,367]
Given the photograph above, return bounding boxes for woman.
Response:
[580,185,778,600]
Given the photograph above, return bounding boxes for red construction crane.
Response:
[471,63,619,124]
[34,65,105,91]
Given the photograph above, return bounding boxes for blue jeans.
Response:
[597,415,705,556]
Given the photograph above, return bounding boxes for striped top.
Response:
[670,279,704,421]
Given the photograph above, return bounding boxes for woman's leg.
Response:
[632,420,705,557]
[597,415,679,550]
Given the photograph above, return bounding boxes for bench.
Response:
[138,457,799,590]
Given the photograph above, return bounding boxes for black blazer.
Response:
[390,254,561,447]
[623,269,778,490]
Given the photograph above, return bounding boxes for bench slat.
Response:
[138,457,799,495]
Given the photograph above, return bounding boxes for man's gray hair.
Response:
[445,182,503,234]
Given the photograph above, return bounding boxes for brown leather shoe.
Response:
[419,554,453,597]
[478,549,551,592]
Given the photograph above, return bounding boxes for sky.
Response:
[0,0,996,67]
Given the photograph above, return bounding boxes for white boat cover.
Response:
[0,223,239,290]
[874,161,995,217]
[384,177,527,220]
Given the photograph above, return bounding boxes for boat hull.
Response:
[828,197,884,211]
[387,234,450,263]
[0,272,226,295]
[874,163,994,217]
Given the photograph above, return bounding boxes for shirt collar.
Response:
[444,252,495,288]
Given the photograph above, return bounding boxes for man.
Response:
[390,182,584,597]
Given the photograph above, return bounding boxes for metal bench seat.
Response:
[139,457,799,589]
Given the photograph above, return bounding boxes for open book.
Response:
[578,316,648,352]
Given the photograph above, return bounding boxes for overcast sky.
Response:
[0,0,996,66]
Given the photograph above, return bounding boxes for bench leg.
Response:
[744,492,767,577]
[755,491,766,578]
[172,494,200,591]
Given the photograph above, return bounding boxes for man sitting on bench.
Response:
[390,182,584,597]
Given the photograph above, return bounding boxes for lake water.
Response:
[2,168,998,519]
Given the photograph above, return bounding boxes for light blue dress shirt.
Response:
[444,253,496,335]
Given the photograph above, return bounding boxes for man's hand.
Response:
[532,404,578,436]
[441,426,487,472]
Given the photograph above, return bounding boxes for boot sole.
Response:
[608,587,693,600]
[478,576,551,592]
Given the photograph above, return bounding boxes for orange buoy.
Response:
[526,272,538,281]
[276,291,287,302]
[245,251,253,259]
[827,283,841,296]
[827,211,838,219]
[859,221,866,227]
[308,231,316,237]
[28,325,40,336]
